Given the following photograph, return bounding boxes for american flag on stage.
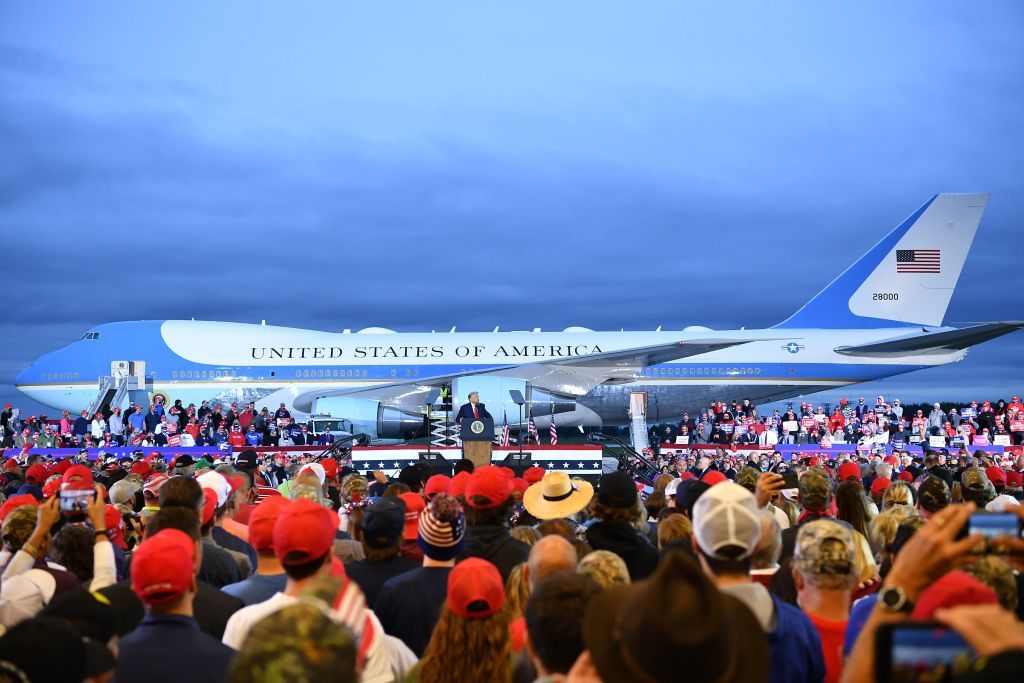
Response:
[549,413,558,445]
[896,249,940,273]
[528,416,539,444]
[500,411,510,447]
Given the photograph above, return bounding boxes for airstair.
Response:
[628,392,651,453]
[85,361,146,416]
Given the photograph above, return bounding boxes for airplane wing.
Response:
[834,322,1024,357]
[292,337,761,413]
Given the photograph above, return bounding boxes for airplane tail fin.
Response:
[774,193,989,329]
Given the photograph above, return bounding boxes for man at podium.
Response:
[455,391,492,424]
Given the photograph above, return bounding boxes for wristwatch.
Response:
[878,585,914,614]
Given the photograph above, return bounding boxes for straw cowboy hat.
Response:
[523,472,594,520]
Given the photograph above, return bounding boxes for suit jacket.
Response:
[455,402,492,423]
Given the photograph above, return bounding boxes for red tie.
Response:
[473,405,479,419]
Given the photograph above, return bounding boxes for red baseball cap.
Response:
[512,477,529,496]
[320,459,338,480]
[883,456,899,467]
[248,496,289,552]
[273,499,339,564]
[132,529,196,605]
[464,470,513,509]
[201,488,218,525]
[1006,471,1022,488]
[897,471,914,483]
[399,492,425,541]
[130,461,152,479]
[0,494,40,522]
[807,457,820,468]
[870,477,892,495]
[498,467,515,481]
[62,464,94,487]
[701,470,728,486]
[911,570,997,620]
[424,475,451,499]
[522,466,546,485]
[838,462,861,482]
[447,558,505,620]
[449,471,471,498]
[42,478,62,499]
[25,464,47,485]
[985,466,1007,486]
[3,458,18,470]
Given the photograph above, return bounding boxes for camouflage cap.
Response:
[798,467,832,511]
[1,505,38,551]
[917,475,950,513]
[228,602,357,683]
[963,556,1019,613]
[961,467,989,491]
[794,519,855,579]
[735,467,761,493]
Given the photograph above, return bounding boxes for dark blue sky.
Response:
[2,1,1023,414]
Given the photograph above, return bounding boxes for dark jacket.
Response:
[114,613,234,683]
[460,524,530,582]
[585,520,660,581]
[455,402,493,423]
[97,579,243,640]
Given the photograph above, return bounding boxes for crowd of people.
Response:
[0,395,1023,681]
[0,399,338,450]
[657,395,1024,448]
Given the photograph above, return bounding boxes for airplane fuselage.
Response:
[16,320,965,426]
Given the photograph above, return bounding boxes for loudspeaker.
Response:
[419,451,453,477]
[501,451,532,478]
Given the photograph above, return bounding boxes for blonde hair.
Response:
[868,507,916,559]
[509,526,541,547]
[418,606,511,683]
[882,482,914,510]
[503,563,530,621]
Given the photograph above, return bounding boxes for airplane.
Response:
[15,193,1023,441]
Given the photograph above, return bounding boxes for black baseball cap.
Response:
[596,472,637,509]
[361,498,405,548]
[235,449,258,470]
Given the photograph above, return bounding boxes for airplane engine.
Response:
[312,396,424,440]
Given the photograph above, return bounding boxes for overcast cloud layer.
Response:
[2,1,1023,415]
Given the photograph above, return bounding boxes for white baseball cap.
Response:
[692,481,762,560]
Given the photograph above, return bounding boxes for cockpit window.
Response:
[80,332,100,340]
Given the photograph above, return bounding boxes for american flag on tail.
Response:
[549,413,558,445]
[500,411,510,447]
[528,416,539,444]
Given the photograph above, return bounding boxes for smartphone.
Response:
[875,622,973,683]
[959,511,1024,553]
[781,471,799,489]
[59,487,95,518]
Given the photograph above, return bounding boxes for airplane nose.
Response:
[15,363,34,387]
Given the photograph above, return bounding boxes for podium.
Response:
[460,417,494,469]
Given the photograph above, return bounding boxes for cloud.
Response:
[1,3,1023,415]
